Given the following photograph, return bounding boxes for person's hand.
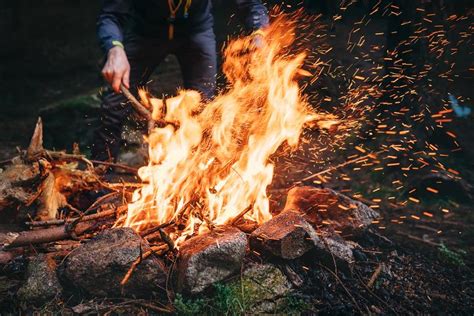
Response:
[101,46,130,93]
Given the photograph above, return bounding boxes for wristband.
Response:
[111,40,124,49]
[252,29,265,37]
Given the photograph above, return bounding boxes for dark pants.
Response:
[91,29,217,161]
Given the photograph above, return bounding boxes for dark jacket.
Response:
[97,0,269,52]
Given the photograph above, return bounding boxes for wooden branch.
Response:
[3,206,125,248]
[1,221,95,249]
[89,160,138,173]
[229,204,253,226]
[367,263,383,288]
[25,208,118,227]
[120,84,152,121]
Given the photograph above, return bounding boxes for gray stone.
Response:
[312,229,355,266]
[177,226,247,294]
[59,228,167,297]
[250,210,319,259]
[284,186,379,233]
[17,254,62,305]
[250,210,355,264]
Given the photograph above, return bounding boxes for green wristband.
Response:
[111,40,124,49]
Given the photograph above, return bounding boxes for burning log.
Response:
[250,210,319,259]
[250,209,355,265]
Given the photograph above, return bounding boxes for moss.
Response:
[173,263,307,315]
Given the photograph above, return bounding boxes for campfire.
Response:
[0,15,379,311]
[118,15,340,246]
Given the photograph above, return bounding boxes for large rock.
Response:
[235,263,292,314]
[17,254,62,305]
[250,210,355,264]
[59,228,167,297]
[284,186,379,233]
[176,227,247,294]
[312,228,355,266]
[250,210,319,259]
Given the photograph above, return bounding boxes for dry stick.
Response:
[229,204,254,226]
[292,150,386,186]
[120,84,152,121]
[367,263,384,289]
[1,221,95,249]
[120,244,168,286]
[89,160,139,173]
[139,220,176,237]
[25,208,119,227]
[45,150,94,169]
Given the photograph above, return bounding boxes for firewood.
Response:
[26,207,119,227]
[2,206,124,248]
[26,117,44,160]
[0,221,95,249]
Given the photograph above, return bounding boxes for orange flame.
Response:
[117,16,336,245]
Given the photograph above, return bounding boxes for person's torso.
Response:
[130,0,214,38]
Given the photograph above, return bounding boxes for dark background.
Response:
[0,0,472,154]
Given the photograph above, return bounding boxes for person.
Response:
[92,0,269,161]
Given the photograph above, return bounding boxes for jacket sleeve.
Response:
[97,0,132,53]
[234,0,269,31]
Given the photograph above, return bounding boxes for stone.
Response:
[235,263,292,314]
[249,210,355,264]
[176,226,247,294]
[249,210,319,259]
[312,228,355,266]
[59,228,167,298]
[284,186,379,233]
[17,254,62,305]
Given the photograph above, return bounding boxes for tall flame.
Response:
[118,16,331,244]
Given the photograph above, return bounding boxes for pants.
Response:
[91,28,217,161]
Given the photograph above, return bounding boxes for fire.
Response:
[117,16,336,244]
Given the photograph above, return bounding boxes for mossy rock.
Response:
[228,263,293,314]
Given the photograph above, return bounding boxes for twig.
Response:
[45,150,94,169]
[120,84,152,121]
[120,244,168,286]
[0,156,18,167]
[90,160,138,173]
[139,220,176,237]
[1,222,95,249]
[229,204,254,226]
[26,207,120,227]
[367,263,383,288]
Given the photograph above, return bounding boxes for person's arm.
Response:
[97,0,132,92]
[234,0,269,32]
[97,0,131,52]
